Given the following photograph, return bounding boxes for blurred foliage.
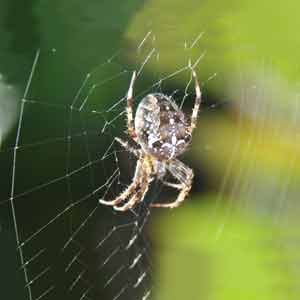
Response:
[151,197,300,300]
[125,0,300,87]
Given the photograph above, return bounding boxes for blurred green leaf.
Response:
[151,197,299,300]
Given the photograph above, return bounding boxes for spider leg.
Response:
[99,158,143,207]
[189,69,202,134]
[115,137,140,157]
[161,181,184,190]
[150,181,192,208]
[151,159,194,209]
[126,71,138,142]
[114,173,150,212]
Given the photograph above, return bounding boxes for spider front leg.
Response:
[151,159,194,209]
[126,71,138,142]
[114,173,150,211]
[114,155,153,211]
[99,158,143,207]
[189,70,202,134]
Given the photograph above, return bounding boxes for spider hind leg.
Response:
[150,159,194,209]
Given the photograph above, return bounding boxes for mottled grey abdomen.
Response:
[135,93,191,160]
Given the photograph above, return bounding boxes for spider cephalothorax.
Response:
[100,70,201,211]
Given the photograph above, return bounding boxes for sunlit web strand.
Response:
[9,49,41,300]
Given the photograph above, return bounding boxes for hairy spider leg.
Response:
[150,175,193,208]
[189,70,202,134]
[160,181,183,190]
[114,155,153,211]
[151,159,194,208]
[115,137,140,157]
[99,158,143,206]
[127,71,138,142]
[114,172,150,211]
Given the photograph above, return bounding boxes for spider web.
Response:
[0,31,211,300]
[2,8,300,300]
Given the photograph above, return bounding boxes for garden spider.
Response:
[99,69,201,211]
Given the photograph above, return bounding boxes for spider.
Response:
[99,69,201,211]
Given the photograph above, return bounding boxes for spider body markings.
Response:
[99,70,202,211]
[135,93,192,161]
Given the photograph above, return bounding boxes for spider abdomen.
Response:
[135,93,191,160]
